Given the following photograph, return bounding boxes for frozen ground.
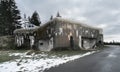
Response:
[0,51,96,72]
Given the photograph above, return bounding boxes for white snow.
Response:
[9,53,25,57]
[0,51,96,72]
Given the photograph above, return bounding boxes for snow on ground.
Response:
[0,51,96,72]
[9,53,25,57]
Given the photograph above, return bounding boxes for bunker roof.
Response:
[14,17,103,34]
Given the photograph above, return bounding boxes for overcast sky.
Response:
[16,0,120,42]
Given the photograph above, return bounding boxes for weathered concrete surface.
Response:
[44,45,120,72]
[0,36,14,50]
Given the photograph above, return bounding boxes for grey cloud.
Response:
[15,0,120,41]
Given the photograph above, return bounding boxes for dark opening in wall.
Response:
[70,36,74,50]
[40,43,43,45]
[98,41,102,44]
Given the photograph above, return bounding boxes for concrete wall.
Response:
[38,39,53,51]
[52,19,103,50]
[82,38,96,49]
[0,36,15,50]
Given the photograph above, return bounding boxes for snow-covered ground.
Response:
[0,51,96,72]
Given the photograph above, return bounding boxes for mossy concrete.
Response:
[0,36,15,50]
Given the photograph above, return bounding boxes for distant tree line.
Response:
[104,41,120,45]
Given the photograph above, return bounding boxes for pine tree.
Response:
[50,15,53,20]
[0,0,21,35]
[24,14,27,19]
[28,16,31,22]
[30,11,41,26]
[56,12,61,17]
[0,3,3,35]
[0,0,9,35]
[8,0,21,32]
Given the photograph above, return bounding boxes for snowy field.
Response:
[0,51,96,72]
